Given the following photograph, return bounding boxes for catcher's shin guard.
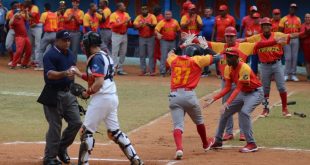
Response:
[78,127,95,165]
[108,129,143,165]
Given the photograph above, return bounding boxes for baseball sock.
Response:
[263,94,269,110]
[279,92,288,112]
[173,129,183,151]
[196,124,208,148]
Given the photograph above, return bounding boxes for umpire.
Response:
[38,30,82,165]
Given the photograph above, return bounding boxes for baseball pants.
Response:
[5,29,14,51]
[111,32,127,72]
[11,37,32,67]
[215,87,263,143]
[99,29,112,55]
[83,93,120,133]
[139,36,155,73]
[260,60,286,95]
[154,38,161,71]
[43,91,82,158]
[160,40,176,74]
[169,89,204,132]
[284,38,299,76]
[69,31,81,63]
[28,25,43,63]
[38,32,56,68]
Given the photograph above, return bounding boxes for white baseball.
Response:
[71,68,76,71]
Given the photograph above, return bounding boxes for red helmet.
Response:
[188,4,196,10]
[260,17,272,25]
[224,26,237,36]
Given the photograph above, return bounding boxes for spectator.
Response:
[279,3,301,81]
[181,0,192,16]
[98,0,112,54]
[134,5,157,76]
[0,0,8,56]
[24,0,42,69]
[212,5,236,42]
[271,9,281,32]
[300,13,310,81]
[36,3,58,71]
[153,5,164,73]
[57,1,66,31]
[180,4,202,35]
[240,5,258,37]
[9,8,31,69]
[5,1,19,65]
[64,0,84,62]
[110,2,131,75]
[83,3,102,33]
[37,30,82,165]
[155,10,181,77]
[200,7,215,77]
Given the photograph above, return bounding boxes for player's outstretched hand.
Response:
[198,36,208,49]
[275,36,287,44]
[203,97,214,108]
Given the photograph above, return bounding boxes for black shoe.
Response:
[43,157,62,165]
[58,149,70,164]
[117,71,128,75]
[21,65,29,69]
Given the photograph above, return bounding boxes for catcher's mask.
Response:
[82,31,102,56]
[184,45,204,57]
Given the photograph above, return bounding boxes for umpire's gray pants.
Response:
[43,91,82,158]
[69,31,81,63]
[169,89,204,132]
[112,32,127,71]
[99,29,112,55]
[215,87,263,143]
[260,60,286,95]
[139,36,155,73]
[284,38,299,76]
[38,32,56,67]
[5,29,14,51]
[28,25,43,62]
[160,40,176,74]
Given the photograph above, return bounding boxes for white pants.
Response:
[83,93,120,133]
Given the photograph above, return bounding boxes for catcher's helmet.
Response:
[82,31,102,48]
[184,45,204,57]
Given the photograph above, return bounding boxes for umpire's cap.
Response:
[56,30,72,39]
[82,31,102,48]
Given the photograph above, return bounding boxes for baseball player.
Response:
[204,48,264,153]
[243,17,306,117]
[167,40,221,159]
[73,32,143,165]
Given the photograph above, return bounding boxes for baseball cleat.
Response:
[291,75,299,82]
[239,134,246,141]
[175,150,183,160]
[223,133,234,141]
[259,108,269,118]
[210,139,223,149]
[284,75,289,81]
[204,137,215,151]
[282,108,292,117]
[239,143,258,153]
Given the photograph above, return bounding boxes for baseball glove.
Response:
[70,83,89,100]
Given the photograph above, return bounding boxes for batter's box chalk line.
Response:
[222,145,310,152]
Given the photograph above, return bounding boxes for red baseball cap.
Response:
[260,17,272,25]
[224,47,239,56]
[249,6,258,11]
[72,0,80,3]
[224,26,237,36]
[183,1,192,10]
[219,5,228,11]
[273,9,281,14]
[290,3,297,8]
[252,12,260,18]
[188,4,196,10]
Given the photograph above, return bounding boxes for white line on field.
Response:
[0,91,39,97]
[232,91,295,137]
[3,141,110,146]
[223,145,310,152]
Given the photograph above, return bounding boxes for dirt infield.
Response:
[0,62,310,165]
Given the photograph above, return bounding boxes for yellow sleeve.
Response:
[83,14,90,27]
[196,15,202,25]
[297,17,302,28]
[167,54,178,66]
[239,64,251,84]
[180,15,187,26]
[103,8,111,18]
[40,12,47,24]
[246,34,261,43]
[209,42,225,53]
[279,16,287,28]
[109,13,117,23]
[151,14,157,25]
[238,43,256,56]
[96,13,102,20]
[125,12,131,21]
[133,15,140,26]
[6,11,12,20]
[223,66,231,80]
[155,20,164,32]
[174,19,181,31]
[192,55,213,68]
[64,9,70,18]
[79,10,84,21]
[274,32,290,45]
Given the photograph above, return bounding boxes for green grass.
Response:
[0,71,217,142]
[227,91,310,149]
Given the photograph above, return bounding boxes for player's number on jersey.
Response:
[173,67,191,85]
[50,19,57,30]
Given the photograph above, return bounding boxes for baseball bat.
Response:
[293,112,306,118]
[287,101,296,105]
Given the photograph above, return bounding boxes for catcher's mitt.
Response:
[70,83,89,99]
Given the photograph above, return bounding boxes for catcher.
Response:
[72,32,143,165]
